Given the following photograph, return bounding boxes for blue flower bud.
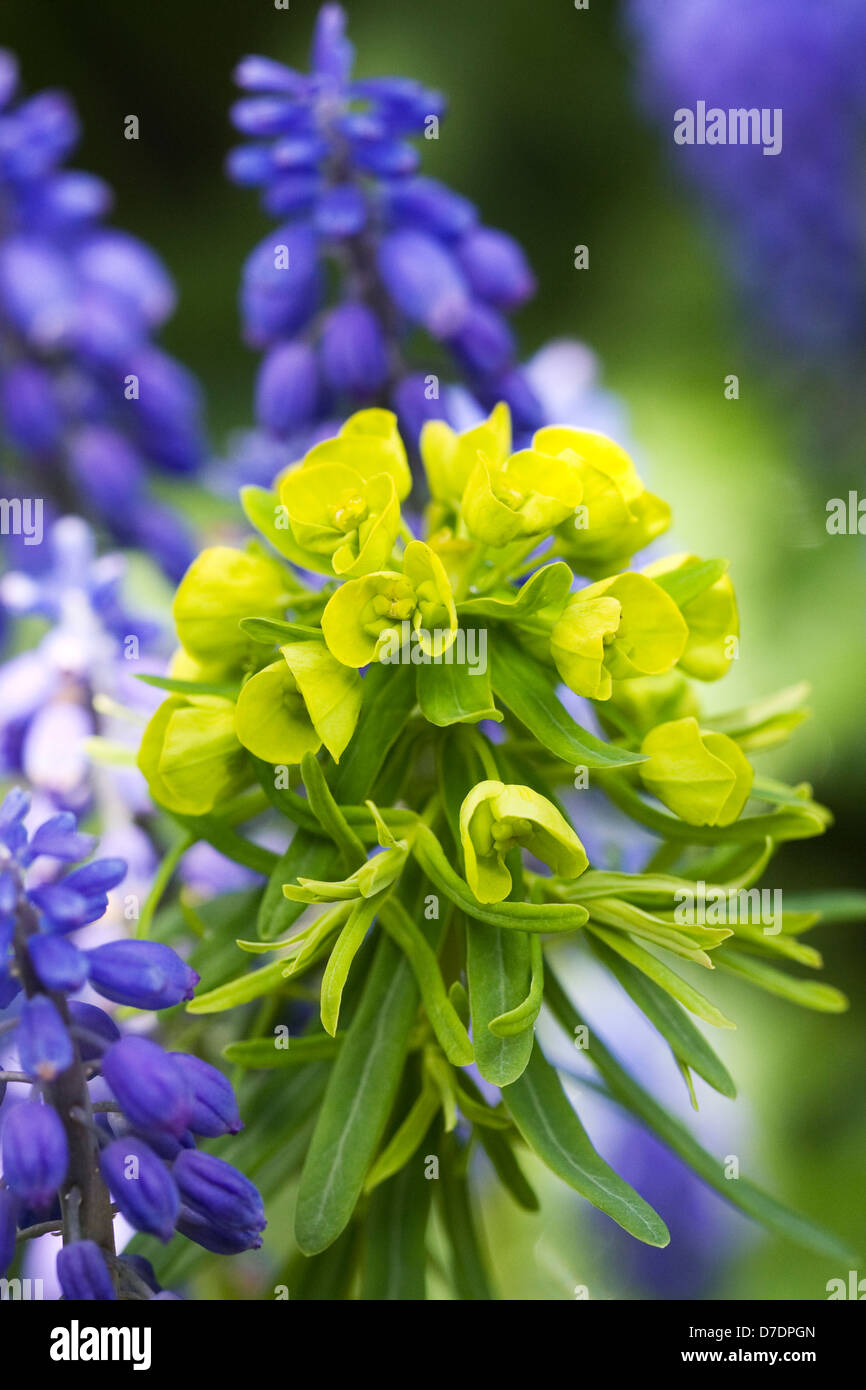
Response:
[176,1207,264,1255]
[457,227,535,309]
[61,857,127,895]
[378,230,469,337]
[170,1054,243,1137]
[26,882,91,932]
[66,1001,120,1059]
[449,302,514,376]
[27,934,90,993]
[130,1125,194,1162]
[255,341,319,437]
[67,427,145,517]
[320,302,389,399]
[102,1036,192,1137]
[87,940,199,1010]
[385,177,476,239]
[24,812,96,865]
[0,361,63,456]
[0,1189,17,1276]
[313,183,366,238]
[0,869,17,915]
[56,1240,116,1301]
[18,995,74,1080]
[74,230,174,330]
[99,1137,179,1243]
[172,1150,266,1233]
[233,55,308,96]
[1,1100,68,1210]
[241,225,320,348]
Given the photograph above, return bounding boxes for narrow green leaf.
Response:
[295,929,428,1254]
[782,890,866,924]
[365,1080,441,1192]
[361,1151,433,1300]
[503,1046,670,1247]
[380,898,473,1066]
[588,934,736,1098]
[477,1125,540,1211]
[320,895,381,1036]
[491,633,645,769]
[222,1034,342,1067]
[438,1139,496,1299]
[416,646,502,727]
[489,933,544,1038]
[171,810,277,877]
[136,673,241,698]
[601,773,829,844]
[543,965,858,1263]
[716,948,848,1012]
[586,924,736,1029]
[467,921,534,1085]
[240,616,323,645]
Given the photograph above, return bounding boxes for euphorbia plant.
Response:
[134,401,854,1296]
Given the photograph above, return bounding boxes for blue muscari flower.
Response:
[1,1100,69,1210]
[0,52,205,577]
[172,1149,266,1234]
[0,787,266,1297]
[224,2,552,476]
[99,1136,180,1243]
[56,1239,116,1301]
[101,1036,193,1138]
[626,0,866,363]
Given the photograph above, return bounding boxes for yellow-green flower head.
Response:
[533,426,670,572]
[278,461,400,578]
[639,716,753,826]
[420,402,511,506]
[138,694,249,815]
[643,553,739,681]
[460,446,584,546]
[551,572,688,700]
[321,540,457,667]
[459,780,588,903]
[172,546,289,668]
[301,407,412,501]
[604,669,701,739]
[234,642,362,765]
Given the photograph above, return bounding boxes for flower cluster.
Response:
[0,51,205,577]
[134,393,844,1282]
[0,788,265,1299]
[223,3,590,488]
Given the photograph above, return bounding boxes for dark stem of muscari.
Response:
[12,898,117,1259]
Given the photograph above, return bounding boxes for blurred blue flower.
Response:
[0,52,206,576]
[627,0,866,365]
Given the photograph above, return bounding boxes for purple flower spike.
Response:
[1,1100,69,1210]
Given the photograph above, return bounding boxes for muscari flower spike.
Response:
[0,788,265,1298]
[0,54,205,577]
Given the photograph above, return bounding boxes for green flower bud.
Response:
[643,552,739,681]
[459,780,588,903]
[172,546,289,667]
[321,540,457,667]
[420,402,511,506]
[138,695,249,815]
[551,572,688,700]
[534,426,670,573]
[303,407,412,500]
[234,642,362,764]
[278,461,400,578]
[638,717,753,826]
[460,446,584,546]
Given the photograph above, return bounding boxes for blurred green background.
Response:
[5,0,863,1298]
